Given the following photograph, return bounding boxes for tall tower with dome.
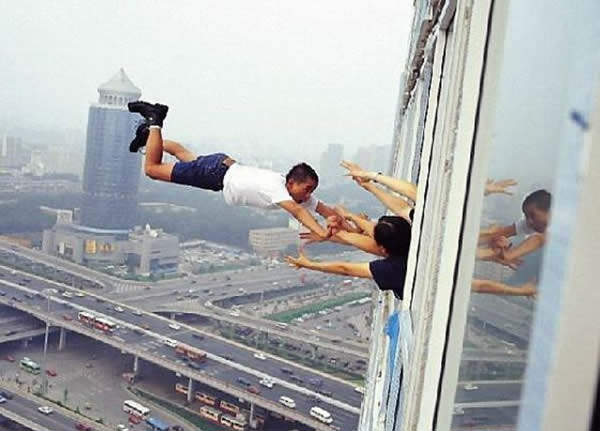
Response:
[80,68,142,231]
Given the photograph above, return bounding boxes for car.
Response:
[38,406,53,415]
[75,291,86,297]
[259,377,274,388]
[192,333,204,340]
[280,367,293,374]
[75,422,93,431]
[464,383,479,391]
[253,352,266,360]
[309,377,323,387]
[188,362,202,370]
[142,324,150,330]
[3,355,15,363]
[5,330,16,336]
[162,338,178,348]
[0,290,5,296]
[229,310,240,317]
[132,309,143,316]
[0,390,14,400]
[62,291,74,298]
[24,293,34,299]
[95,297,105,303]
[117,425,129,431]
[354,386,365,394]
[176,296,184,301]
[133,328,144,335]
[289,375,303,384]
[63,314,73,321]
[169,323,181,330]
[246,385,260,394]
[279,396,296,408]
[144,286,152,290]
[46,369,57,377]
[0,396,6,403]
[453,406,465,415]
[172,426,184,431]
[237,377,250,386]
[318,389,332,397]
[114,306,124,313]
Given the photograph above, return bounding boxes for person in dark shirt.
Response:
[286,216,411,299]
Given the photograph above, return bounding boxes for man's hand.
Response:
[299,231,325,246]
[285,252,311,269]
[520,280,537,298]
[490,235,511,250]
[485,179,518,196]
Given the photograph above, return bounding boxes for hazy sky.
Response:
[0,1,412,159]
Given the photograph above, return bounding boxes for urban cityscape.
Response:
[1,2,597,431]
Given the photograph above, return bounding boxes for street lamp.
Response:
[40,288,53,395]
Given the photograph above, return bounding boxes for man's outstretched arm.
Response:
[286,253,373,278]
[279,200,330,239]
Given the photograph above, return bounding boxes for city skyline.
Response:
[0,1,412,163]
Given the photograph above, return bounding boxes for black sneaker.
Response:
[129,122,150,153]
[127,101,169,127]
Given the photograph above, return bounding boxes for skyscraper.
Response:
[319,143,344,184]
[80,68,142,230]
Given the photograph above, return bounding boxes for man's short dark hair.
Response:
[522,189,552,212]
[374,216,411,257]
[286,163,319,185]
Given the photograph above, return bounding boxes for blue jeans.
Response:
[170,153,230,191]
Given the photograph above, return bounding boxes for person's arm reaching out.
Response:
[334,206,376,237]
[501,233,546,261]
[298,230,384,256]
[316,201,360,233]
[279,200,330,239]
[341,161,418,202]
[472,279,537,297]
[359,181,413,220]
[286,252,373,278]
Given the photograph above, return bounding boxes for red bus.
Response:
[175,344,207,362]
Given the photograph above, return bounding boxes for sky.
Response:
[0,1,413,160]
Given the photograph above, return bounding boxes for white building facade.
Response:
[359,1,600,431]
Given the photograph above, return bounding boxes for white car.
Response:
[132,309,143,316]
[464,383,479,391]
[61,292,73,298]
[0,396,6,403]
[117,425,129,431]
[229,310,240,317]
[453,406,465,415]
[279,396,296,409]
[38,405,53,415]
[259,377,274,388]
[354,386,365,394]
[114,306,124,312]
[162,338,178,348]
[169,323,181,330]
[75,291,85,297]
[253,352,266,360]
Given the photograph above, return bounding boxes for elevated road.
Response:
[0,275,360,431]
[0,384,109,431]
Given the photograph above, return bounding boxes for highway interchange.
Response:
[0,241,529,430]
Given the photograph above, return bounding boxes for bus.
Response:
[175,344,207,362]
[199,406,221,423]
[19,357,40,375]
[219,400,240,415]
[220,415,247,431]
[123,400,150,418]
[310,406,333,424]
[95,316,117,333]
[195,392,217,406]
[145,417,169,431]
[78,311,95,325]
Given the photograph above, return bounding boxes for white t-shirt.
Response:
[514,218,536,236]
[222,163,319,211]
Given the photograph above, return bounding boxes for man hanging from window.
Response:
[127,101,344,239]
